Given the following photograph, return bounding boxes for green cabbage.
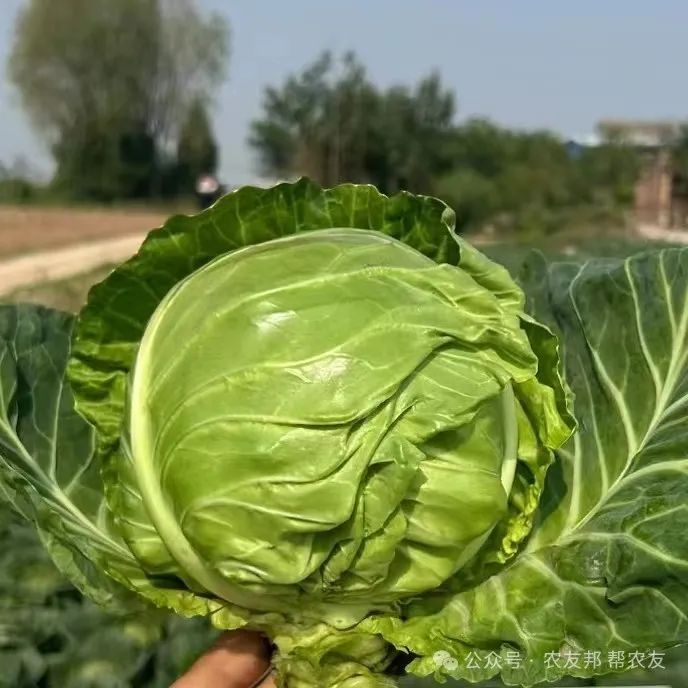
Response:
[2,180,688,687]
[118,227,569,624]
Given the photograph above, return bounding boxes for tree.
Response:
[373,72,456,193]
[433,118,640,235]
[176,98,219,192]
[248,52,456,193]
[249,52,330,182]
[249,52,379,186]
[8,0,229,200]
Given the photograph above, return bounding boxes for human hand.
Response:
[171,630,275,688]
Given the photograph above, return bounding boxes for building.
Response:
[596,120,688,229]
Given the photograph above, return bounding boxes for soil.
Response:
[0,205,170,257]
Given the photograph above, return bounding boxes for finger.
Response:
[171,630,271,688]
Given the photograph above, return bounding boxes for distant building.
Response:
[596,120,688,229]
[597,119,680,148]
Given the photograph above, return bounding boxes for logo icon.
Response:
[433,650,459,671]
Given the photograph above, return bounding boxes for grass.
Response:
[4,264,115,312]
[474,231,683,275]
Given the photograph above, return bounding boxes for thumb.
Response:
[171,630,273,688]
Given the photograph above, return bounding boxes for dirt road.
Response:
[637,223,688,245]
[0,233,145,296]
[0,203,179,298]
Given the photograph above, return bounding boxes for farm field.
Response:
[2,230,678,314]
[0,204,174,258]
[0,201,682,307]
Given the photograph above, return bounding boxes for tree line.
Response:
[249,52,641,235]
[4,2,641,237]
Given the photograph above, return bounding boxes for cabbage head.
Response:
[121,227,570,625]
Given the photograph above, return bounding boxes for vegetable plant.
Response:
[1,179,687,687]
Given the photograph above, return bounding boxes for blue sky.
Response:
[2,0,688,184]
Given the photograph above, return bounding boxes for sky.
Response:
[2,0,688,184]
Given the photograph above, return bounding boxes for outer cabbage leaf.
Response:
[0,304,160,612]
[0,499,219,688]
[0,313,220,687]
[367,249,688,684]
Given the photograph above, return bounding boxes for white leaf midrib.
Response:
[0,373,132,562]
[565,252,688,538]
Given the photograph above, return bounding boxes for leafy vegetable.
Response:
[1,179,687,687]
